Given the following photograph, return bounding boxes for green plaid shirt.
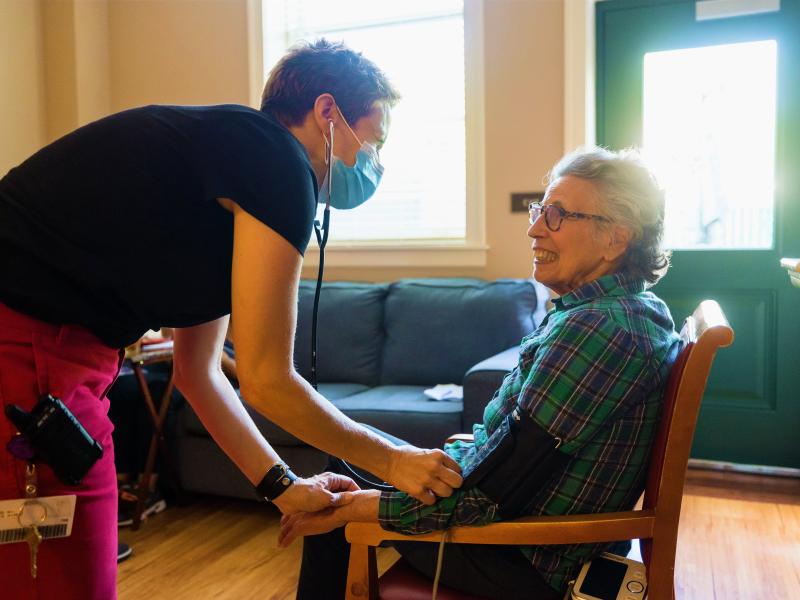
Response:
[378,273,681,593]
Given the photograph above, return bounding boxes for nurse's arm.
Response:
[229,204,462,509]
[173,315,278,480]
[173,316,358,514]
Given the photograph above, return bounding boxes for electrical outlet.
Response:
[510,192,544,213]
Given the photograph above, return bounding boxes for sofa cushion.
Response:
[332,386,463,450]
[380,279,538,385]
[294,280,388,386]
[177,437,329,499]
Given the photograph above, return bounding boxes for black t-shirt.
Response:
[0,104,317,348]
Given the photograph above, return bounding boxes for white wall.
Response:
[0,0,567,282]
[108,0,250,111]
[0,0,46,176]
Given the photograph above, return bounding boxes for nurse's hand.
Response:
[271,472,359,516]
[386,445,463,505]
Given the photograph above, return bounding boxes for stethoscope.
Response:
[310,119,393,491]
[310,119,333,391]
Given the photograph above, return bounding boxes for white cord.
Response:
[431,530,449,600]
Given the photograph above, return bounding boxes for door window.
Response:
[642,40,777,249]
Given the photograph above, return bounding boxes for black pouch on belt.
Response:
[5,394,103,486]
[461,406,570,519]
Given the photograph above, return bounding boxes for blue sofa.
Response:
[174,278,547,500]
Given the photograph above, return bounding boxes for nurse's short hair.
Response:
[547,146,670,286]
[261,39,400,126]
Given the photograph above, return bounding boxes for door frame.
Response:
[564,0,600,151]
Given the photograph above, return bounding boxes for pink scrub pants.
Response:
[0,302,122,600]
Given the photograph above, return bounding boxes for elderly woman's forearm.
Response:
[378,488,499,534]
[338,489,381,522]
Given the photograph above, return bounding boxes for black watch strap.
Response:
[255,462,297,502]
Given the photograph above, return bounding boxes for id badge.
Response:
[0,495,76,544]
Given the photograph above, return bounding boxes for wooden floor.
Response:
[117,496,400,600]
[118,468,800,599]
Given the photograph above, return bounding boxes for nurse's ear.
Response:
[312,94,339,141]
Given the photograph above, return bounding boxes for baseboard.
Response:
[688,458,800,479]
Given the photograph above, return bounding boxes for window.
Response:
[260,0,486,265]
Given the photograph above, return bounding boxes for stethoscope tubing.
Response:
[310,119,393,491]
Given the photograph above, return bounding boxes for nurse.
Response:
[0,39,462,599]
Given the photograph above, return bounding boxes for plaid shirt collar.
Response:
[553,272,645,311]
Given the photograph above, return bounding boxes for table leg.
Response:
[131,366,177,531]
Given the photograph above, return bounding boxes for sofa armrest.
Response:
[461,346,519,430]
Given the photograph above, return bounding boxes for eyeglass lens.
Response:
[529,204,561,231]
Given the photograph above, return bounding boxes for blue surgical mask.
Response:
[318,141,384,210]
[318,104,385,210]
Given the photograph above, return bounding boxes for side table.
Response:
[127,348,179,530]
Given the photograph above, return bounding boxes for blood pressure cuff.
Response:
[461,407,569,519]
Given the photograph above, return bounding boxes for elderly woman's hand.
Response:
[271,472,360,516]
[277,488,382,547]
[278,507,348,547]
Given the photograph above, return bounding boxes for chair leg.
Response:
[345,544,378,600]
[649,583,676,600]
[645,565,675,600]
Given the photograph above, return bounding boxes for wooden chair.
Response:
[344,300,734,600]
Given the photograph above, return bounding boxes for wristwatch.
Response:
[255,462,297,502]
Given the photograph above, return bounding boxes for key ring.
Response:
[17,499,48,529]
[24,462,38,498]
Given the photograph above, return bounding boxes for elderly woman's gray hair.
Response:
[547,146,670,286]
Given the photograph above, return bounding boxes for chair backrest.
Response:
[640,300,734,568]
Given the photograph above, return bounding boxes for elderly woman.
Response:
[280,147,682,600]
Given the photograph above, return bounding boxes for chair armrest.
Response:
[461,346,519,429]
[345,509,656,547]
[344,510,656,599]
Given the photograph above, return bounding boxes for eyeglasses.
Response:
[528,202,610,232]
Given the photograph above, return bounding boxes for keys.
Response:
[19,465,43,578]
[24,524,42,578]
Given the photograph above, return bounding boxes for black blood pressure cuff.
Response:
[461,407,569,519]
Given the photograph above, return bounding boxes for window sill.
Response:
[301,242,489,268]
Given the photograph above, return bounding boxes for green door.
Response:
[597,0,800,468]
